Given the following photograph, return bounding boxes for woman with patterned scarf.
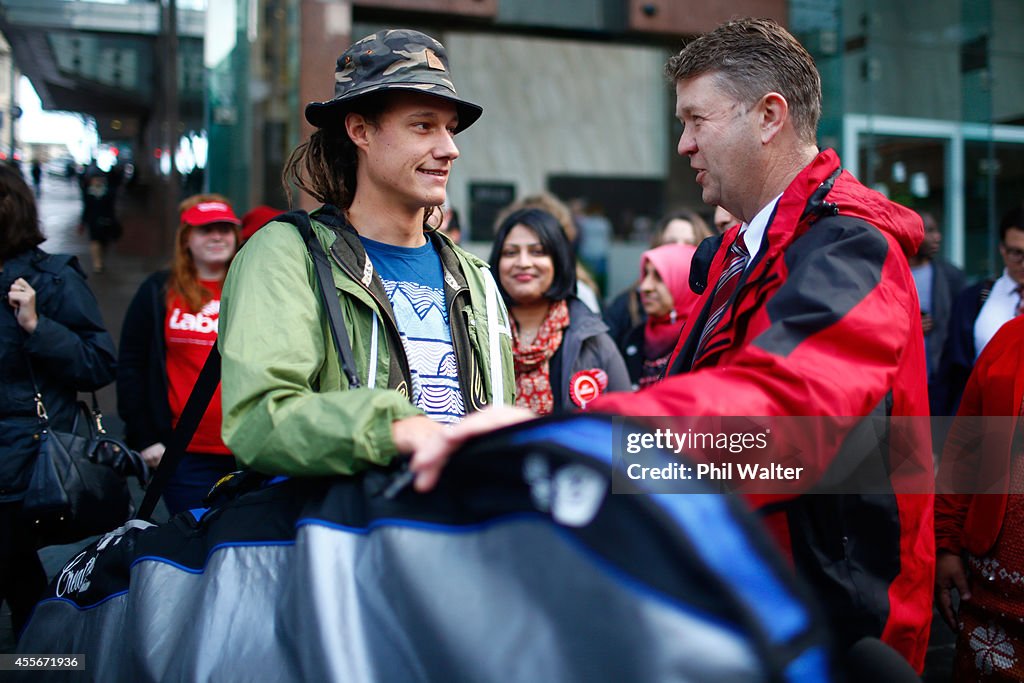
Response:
[617,243,698,389]
[489,208,630,414]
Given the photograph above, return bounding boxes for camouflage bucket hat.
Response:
[304,29,483,133]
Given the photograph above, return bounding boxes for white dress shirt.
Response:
[739,194,782,267]
[973,269,1022,359]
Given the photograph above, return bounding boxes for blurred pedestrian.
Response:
[29,159,42,198]
[239,205,284,246]
[620,243,698,389]
[937,203,1024,414]
[908,211,966,413]
[0,164,116,632]
[117,194,240,515]
[604,208,710,350]
[490,208,629,414]
[437,204,462,244]
[712,205,738,235]
[78,168,120,273]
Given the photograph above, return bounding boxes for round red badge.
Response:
[569,369,609,410]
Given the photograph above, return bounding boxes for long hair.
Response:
[281,94,390,210]
[167,193,239,312]
[489,208,577,306]
[0,163,45,262]
[651,207,712,247]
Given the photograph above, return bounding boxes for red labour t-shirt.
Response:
[164,280,230,455]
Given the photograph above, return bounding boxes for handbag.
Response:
[21,366,149,547]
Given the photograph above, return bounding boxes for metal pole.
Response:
[163,0,181,244]
[8,51,16,161]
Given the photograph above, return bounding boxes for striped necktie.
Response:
[692,232,750,366]
[1016,284,1024,317]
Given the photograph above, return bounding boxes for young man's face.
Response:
[356,92,460,211]
[674,73,761,219]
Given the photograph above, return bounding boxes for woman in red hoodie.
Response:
[616,243,698,390]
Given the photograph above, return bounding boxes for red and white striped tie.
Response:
[692,232,750,366]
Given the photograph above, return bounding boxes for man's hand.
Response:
[407,407,535,492]
[935,550,971,632]
[391,415,445,455]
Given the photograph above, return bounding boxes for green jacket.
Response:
[219,207,515,476]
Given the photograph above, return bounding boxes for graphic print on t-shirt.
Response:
[381,279,464,422]
[360,236,465,424]
[165,280,230,454]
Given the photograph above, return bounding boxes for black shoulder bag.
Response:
[21,362,149,547]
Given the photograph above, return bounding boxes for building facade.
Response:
[190,0,1024,288]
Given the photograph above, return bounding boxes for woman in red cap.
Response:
[117,194,241,514]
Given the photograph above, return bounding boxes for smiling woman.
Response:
[489,208,630,414]
[116,194,241,514]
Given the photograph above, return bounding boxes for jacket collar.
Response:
[314,204,472,295]
[1,248,78,285]
[564,297,609,339]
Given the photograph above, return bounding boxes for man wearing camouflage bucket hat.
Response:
[218,29,515,478]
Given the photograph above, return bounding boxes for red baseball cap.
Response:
[241,205,284,242]
[181,201,241,227]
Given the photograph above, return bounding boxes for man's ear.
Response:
[758,92,789,144]
[345,112,372,152]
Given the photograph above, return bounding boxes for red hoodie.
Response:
[594,149,934,671]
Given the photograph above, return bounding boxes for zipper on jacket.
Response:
[327,247,413,389]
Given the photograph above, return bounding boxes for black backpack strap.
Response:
[136,343,222,520]
[278,209,362,390]
[136,209,362,520]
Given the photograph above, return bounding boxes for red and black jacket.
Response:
[593,149,934,672]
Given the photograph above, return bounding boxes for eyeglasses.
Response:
[1002,244,1024,263]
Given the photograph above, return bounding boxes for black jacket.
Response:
[117,271,173,451]
[0,248,116,499]
[935,277,996,415]
[921,258,966,381]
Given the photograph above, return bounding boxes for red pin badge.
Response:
[569,369,609,410]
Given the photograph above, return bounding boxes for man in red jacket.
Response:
[410,18,934,671]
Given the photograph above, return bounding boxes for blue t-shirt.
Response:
[360,235,465,424]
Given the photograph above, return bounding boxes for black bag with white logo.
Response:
[21,380,148,547]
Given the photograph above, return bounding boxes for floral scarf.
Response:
[513,299,570,415]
